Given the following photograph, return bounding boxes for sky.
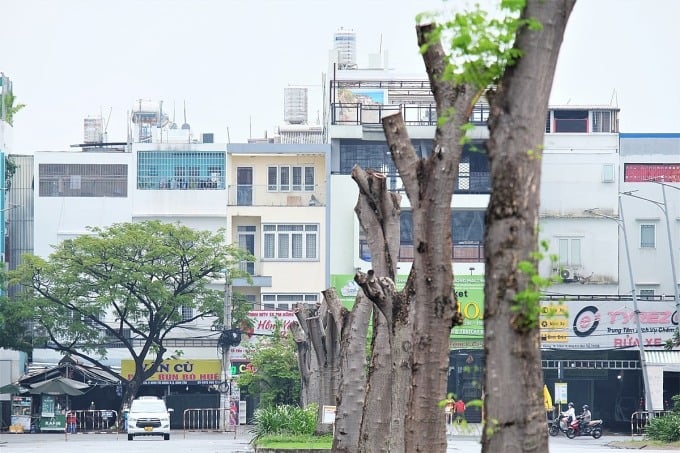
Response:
[2,0,680,153]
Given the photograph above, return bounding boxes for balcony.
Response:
[331,103,490,127]
[227,184,325,207]
[360,241,484,263]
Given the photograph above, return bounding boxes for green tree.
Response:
[0,269,33,353]
[237,322,301,408]
[1,90,25,126]
[10,220,253,409]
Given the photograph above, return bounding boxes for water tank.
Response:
[284,87,308,124]
[334,28,357,69]
[83,117,103,144]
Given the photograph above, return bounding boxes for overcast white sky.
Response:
[3,0,680,153]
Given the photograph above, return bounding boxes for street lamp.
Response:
[620,189,680,313]
[585,197,653,413]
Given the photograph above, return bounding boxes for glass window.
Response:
[262,224,318,260]
[181,306,193,321]
[640,224,656,248]
[304,167,315,191]
[292,167,302,191]
[558,237,582,266]
[260,293,319,311]
[267,166,278,191]
[280,167,290,191]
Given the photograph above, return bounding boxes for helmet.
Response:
[568,402,574,408]
[583,404,589,410]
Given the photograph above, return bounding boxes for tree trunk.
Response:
[482,2,575,452]
[352,167,404,453]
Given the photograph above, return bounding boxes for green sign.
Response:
[330,273,485,341]
[39,414,66,431]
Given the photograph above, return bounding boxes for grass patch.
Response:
[255,434,333,449]
[608,439,680,450]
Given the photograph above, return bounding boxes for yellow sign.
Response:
[120,359,221,385]
[541,304,569,316]
[541,332,568,343]
[540,319,569,329]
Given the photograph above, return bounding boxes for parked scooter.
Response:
[566,416,603,439]
[548,414,571,436]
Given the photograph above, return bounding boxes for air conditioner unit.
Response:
[560,268,575,281]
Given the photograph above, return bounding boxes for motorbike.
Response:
[548,414,571,436]
[566,416,603,439]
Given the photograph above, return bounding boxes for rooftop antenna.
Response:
[103,106,112,143]
[181,100,190,130]
[249,116,252,139]
[610,89,618,107]
[226,126,231,144]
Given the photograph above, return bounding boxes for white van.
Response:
[126,396,173,441]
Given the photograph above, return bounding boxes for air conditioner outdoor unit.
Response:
[560,268,575,281]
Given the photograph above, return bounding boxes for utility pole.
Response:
[220,270,232,430]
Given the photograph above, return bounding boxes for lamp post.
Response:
[585,197,653,413]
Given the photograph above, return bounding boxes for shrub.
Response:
[646,413,680,443]
[251,404,318,441]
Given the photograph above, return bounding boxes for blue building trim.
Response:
[620,133,680,139]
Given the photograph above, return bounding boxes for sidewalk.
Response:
[447,422,483,439]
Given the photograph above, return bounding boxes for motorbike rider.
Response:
[579,404,592,431]
[561,402,576,428]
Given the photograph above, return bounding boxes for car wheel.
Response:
[592,427,602,439]
[127,434,133,441]
[164,433,170,440]
[549,425,559,436]
[566,428,576,439]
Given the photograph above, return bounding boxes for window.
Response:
[591,110,614,132]
[39,164,128,197]
[553,110,588,133]
[602,164,615,183]
[640,224,656,248]
[262,293,319,311]
[639,289,655,300]
[558,238,582,267]
[268,166,315,191]
[263,224,318,260]
[181,306,193,321]
[137,151,225,190]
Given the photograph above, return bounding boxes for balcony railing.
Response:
[360,241,484,263]
[227,184,325,207]
[331,103,490,126]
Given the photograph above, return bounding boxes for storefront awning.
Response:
[645,350,680,372]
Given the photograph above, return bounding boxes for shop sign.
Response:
[120,359,221,385]
[540,300,679,350]
[331,274,485,340]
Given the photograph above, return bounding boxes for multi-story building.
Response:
[31,102,330,384]
[322,39,678,426]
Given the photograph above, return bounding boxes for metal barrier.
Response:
[183,408,238,439]
[64,409,119,441]
[630,410,670,439]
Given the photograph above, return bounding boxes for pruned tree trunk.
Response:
[352,168,404,453]
[291,298,345,434]
[482,1,575,452]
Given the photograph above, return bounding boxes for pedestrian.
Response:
[453,399,466,422]
[66,411,77,434]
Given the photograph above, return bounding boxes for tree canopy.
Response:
[10,220,253,406]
